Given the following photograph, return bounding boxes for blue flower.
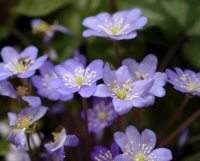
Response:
[166,67,200,96]
[0,46,48,80]
[31,19,72,44]
[54,59,103,98]
[0,80,17,98]
[82,8,147,40]
[31,61,74,101]
[91,143,120,161]
[7,105,48,149]
[94,63,154,115]
[44,128,79,161]
[114,125,173,161]
[82,97,117,133]
[122,54,167,98]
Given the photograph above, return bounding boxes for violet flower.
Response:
[122,54,167,98]
[94,63,154,115]
[114,125,173,161]
[31,61,73,101]
[82,8,147,40]
[0,46,48,80]
[7,106,48,149]
[31,19,72,44]
[0,80,17,98]
[91,143,120,161]
[44,128,79,161]
[166,67,200,96]
[82,97,117,133]
[54,59,103,98]
[73,50,87,66]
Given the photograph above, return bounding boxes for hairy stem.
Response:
[159,95,192,140]
[27,133,34,161]
[113,40,121,67]
[159,108,200,147]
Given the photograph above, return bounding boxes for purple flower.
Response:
[31,61,73,101]
[114,125,173,161]
[82,97,117,133]
[94,63,154,115]
[73,50,87,66]
[0,46,48,80]
[82,8,147,40]
[166,67,200,96]
[0,80,17,98]
[122,54,167,98]
[7,106,48,149]
[31,19,72,44]
[54,59,103,98]
[44,128,79,161]
[91,143,120,161]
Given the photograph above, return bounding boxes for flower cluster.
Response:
[91,125,173,161]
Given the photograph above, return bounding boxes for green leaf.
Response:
[182,152,200,161]
[0,137,10,156]
[14,0,71,17]
[183,36,200,69]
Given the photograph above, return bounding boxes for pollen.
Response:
[114,89,127,99]
[15,116,30,129]
[187,83,197,91]
[34,22,49,33]
[98,112,107,120]
[15,57,32,74]
[135,153,145,161]
[75,76,84,87]
[110,26,121,35]
[52,132,61,142]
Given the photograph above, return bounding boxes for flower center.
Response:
[34,22,49,33]
[98,112,107,120]
[114,89,127,99]
[15,116,30,129]
[135,153,145,161]
[187,83,197,91]
[75,76,84,87]
[15,57,32,73]
[110,26,121,35]
[111,80,134,100]
[52,132,61,143]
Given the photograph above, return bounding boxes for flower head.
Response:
[82,8,147,40]
[0,46,48,80]
[166,67,200,96]
[44,128,79,161]
[94,63,154,115]
[54,59,103,98]
[7,105,48,148]
[31,61,73,101]
[122,54,167,98]
[31,19,72,44]
[91,143,120,161]
[82,97,117,133]
[114,125,173,161]
[7,97,47,149]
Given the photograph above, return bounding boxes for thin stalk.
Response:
[159,32,187,71]
[134,109,142,130]
[82,98,89,136]
[159,108,200,147]
[110,0,118,12]
[159,95,192,139]
[27,133,34,161]
[113,40,121,67]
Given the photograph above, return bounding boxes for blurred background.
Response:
[0,0,200,160]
